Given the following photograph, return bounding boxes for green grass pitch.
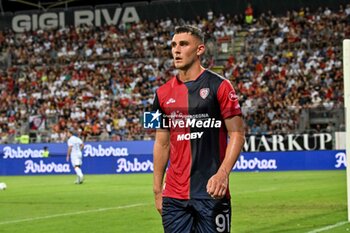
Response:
[0,171,348,233]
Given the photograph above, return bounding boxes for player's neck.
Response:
[178,65,205,83]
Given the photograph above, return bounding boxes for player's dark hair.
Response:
[174,25,204,43]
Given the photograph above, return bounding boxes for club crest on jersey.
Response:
[199,88,209,99]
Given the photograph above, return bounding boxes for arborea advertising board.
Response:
[0,139,345,176]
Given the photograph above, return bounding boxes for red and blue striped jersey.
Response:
[153,69,242,200]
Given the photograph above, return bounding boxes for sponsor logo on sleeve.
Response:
[228,90,237,101]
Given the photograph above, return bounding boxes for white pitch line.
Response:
[0,203,149,225]
[234,187,278,195]
[306,221,348,233]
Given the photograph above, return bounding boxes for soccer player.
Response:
[66,129,84,184]
[152,25,245,232]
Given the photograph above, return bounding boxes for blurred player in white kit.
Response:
[66,129,85,184]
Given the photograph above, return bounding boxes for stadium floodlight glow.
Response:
[343,39,350,222]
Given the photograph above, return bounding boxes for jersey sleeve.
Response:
[151,92,168,129]
[217,79,242,119]
[67,138,73,147]
[152,92,162,112]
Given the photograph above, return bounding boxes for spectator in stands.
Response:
[0,5,348,142]
[245,3,254,24]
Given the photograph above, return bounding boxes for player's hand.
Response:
[206,168,229,199]
[154,191,163,215]
[66,156,69,162]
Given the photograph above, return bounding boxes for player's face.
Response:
[171,33,204,70]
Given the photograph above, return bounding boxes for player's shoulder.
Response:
[205,69,228,83]
[69,135,80,142]
[157,76,178,90]
[156,76,180,96]
[74,136,83,142]
[67,136,73,144]
[203,69,233,91]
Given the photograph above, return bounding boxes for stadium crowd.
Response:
[0,4,349,143]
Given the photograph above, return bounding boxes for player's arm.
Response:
[66,146,72,162]
[153,129,170,215]
[80,143,84,151]
[207,115,245,199]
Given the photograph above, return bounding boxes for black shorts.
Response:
[162,197,231,233]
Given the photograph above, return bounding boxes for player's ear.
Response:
[197,44,205,56]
